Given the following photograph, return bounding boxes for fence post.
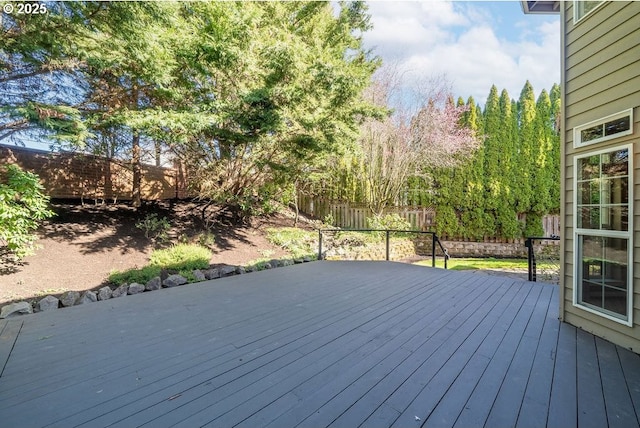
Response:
[318,230,323,261]
[385,230,390,261]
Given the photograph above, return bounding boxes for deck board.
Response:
[0,261,638,428]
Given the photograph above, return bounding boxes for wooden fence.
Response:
[0,145,187,202]
[297,194,560,240]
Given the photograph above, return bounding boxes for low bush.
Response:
[109,244,212,285]
[135,213,170,243]
[266,227,317,259]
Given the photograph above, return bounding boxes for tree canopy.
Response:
[1,1,379,212]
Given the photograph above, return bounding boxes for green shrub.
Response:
[196,231,216,248]
[135,213,170,243]
[0,165,54,259]
[109,244,212,285]
[266,227,317,259]
[149,243,212,271]
[367,213,412,231]
[108,265,162,285]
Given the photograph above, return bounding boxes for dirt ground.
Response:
[0,200,314,305]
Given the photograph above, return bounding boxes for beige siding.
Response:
[562,1,640,352]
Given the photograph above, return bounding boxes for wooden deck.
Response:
[0,261,639,427]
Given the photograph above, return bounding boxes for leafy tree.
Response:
[0,165,54,260]
[165,1,380,220]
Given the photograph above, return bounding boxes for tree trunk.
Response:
[155,141,161,167]
[132,131,142,208]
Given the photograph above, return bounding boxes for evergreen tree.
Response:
[549,84,562,213]
[496,89,521,238]
[516,81,538,234]
[482,85,501,236]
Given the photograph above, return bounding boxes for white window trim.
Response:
[573,0,605,24]
[573,143,634,327]
[573,108,634,149]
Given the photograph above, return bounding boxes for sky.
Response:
[361,1,561,107]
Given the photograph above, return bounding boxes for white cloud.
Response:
[363,1,560,106]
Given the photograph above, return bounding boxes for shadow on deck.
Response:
[0,261,638,427]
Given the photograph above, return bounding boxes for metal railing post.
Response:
[318,230,323,260]
[526,237,536,281]
[432,233,436,267]
[385,230,390,261]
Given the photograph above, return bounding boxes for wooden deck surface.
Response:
[0,261,638,427]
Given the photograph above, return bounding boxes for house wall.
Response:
[562,1,640,351]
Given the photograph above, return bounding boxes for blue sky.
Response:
[362,1,561,106]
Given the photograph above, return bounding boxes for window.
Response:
[574,109,633,148]
[574,145,633,325]
[574,1,604,22]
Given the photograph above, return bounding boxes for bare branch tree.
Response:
[357,65,480,215]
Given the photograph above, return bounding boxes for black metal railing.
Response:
[525,235,561,283]
[317,228,450,268]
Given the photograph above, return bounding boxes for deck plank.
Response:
[596,337,640,428]
[452,283,539,428]
[516,286,560,428]
[547,321,578,428]
[576,329,607,428]
[0,261,638,428]
[0,319,23,378]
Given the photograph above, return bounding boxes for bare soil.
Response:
[0,200,317,305]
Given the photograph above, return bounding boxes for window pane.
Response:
[579,180,600,204]
[578,155,600,180]
[602,177,628,204]
[582,235,603,259]
[576,1,603,19]
[581,125,603,142]
[602,149,628,177]
[604,116,631,136]
[579,235,628,320]
[578,206,600,229]
[601,206,628,231]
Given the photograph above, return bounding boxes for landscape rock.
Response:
[145,277,161,291]
[37,295,59,312]
[0,301,33,318]
[60,291,80,307]
[163,274,187,288]
[112,284,128,298]
[219,266,236,277]
[263,262,273,269]
[245,265,257,273]
[293,258,303,264]
[77,291,97,305]
[303,256,312,262]
[127,283,145,295]
[193,270,206,281]
[204,268,220,280]
[98,286,113,301]
[282,259,295,266]
[235,266,246,275]
[269,259,282,268]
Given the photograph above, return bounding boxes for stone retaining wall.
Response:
[416,238,560,258]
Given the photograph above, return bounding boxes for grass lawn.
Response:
[415,257,531,271]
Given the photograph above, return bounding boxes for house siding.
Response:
[562,1,640,351]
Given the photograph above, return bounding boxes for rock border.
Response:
[0,257,315,319]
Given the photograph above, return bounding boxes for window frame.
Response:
[573,0,605,23]
[573,143,634,326]
[573,109,633,149]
